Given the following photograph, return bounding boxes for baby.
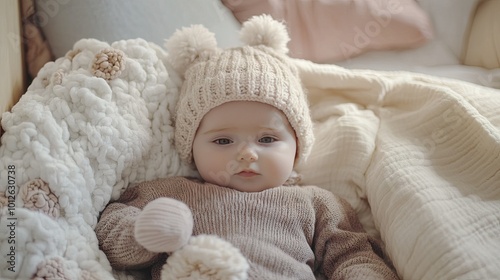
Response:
[95,15,399,280]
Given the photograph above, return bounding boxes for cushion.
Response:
[222,0,434,63]
[463,0,500,69]
[35,0,241,59]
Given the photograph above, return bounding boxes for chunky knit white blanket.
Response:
[0,38,499,279]
[0,38,194,279]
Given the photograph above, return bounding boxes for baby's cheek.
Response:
[199,156,237,186]
[270,152,295,179]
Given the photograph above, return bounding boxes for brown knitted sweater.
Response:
[95,176,399,279]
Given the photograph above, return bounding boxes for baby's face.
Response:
[192,101,297,192]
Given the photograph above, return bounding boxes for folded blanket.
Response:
[295,59,500,279]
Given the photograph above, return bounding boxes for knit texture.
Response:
[95,177,399,280]
[161,234,249,280]
[168,17,314,166]
[134,197,193,253]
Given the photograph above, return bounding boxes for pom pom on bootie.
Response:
[161,234,249,280]
[134,197,193,253]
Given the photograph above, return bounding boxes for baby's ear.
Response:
[165,25,219,75]
[240,14,290,54]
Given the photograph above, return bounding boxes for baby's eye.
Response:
[259,136,277,143]
[213,138,233,145]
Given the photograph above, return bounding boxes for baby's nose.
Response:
[238,145,258,162]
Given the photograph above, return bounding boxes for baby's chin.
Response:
[227,184,272,193]
[200,173,288,192]
[225,178,288,193]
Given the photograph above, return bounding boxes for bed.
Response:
[0,0,499,279]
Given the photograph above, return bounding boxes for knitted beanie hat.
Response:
[166,15,314,166]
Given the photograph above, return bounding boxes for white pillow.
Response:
[36,0,241,58]
[415,0,481,59]
[336,40,459,70]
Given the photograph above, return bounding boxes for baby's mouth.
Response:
[236,170,259,177]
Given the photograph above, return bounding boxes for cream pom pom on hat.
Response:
[166,15,314,166]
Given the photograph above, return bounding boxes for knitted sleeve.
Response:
[312,189,399,280]
[94,184,162,270]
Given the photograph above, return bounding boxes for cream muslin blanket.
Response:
[295,59,500,279]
